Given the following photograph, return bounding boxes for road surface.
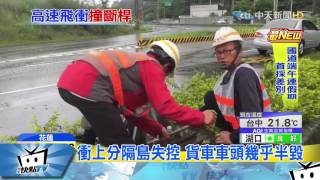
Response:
[0,25,261,136]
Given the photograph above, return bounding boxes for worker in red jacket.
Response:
[57,40,216,145]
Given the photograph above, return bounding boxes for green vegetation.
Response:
[173,52,320,126]
[0,111,81,143]
[305,16,320,27]
[165,26,259,38]
[31,111,81,135]
[234,0,319,14]
[0,0,147,47]
[0,136,17,143]
[254,0,273,12]
[137,0,210,20]
[172,73,219,109]
[1,52,319,143]
[234,0,254,12]
[233,25,261,34]
[139,0,320,20]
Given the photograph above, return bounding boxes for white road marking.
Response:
[2,49,259,69]
[0,84,56,95]
[1,42,257,65]
[2,44,135,63]
[20,60,71,68]
[0,47,260,96]
[244,49,257,53]
[39,55,50,58]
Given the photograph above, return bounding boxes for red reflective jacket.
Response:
[58,52,204,137]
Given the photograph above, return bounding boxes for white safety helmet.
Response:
[212,27,243,47]
[149,40,180,66]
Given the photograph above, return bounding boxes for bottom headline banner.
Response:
[74,144,320,163]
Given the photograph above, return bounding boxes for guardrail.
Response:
[137,32,256,48]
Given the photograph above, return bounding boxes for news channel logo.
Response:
[0,144,74,177]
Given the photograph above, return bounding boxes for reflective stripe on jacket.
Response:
[213,63,272,129]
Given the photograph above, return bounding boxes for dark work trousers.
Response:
[200,90,233,132]
[200,90,239,143]
[58,88,134,146]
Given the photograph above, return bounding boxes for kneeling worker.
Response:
[57,40,217,145]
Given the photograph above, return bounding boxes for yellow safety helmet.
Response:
[149,40,180,66]
[212,27,243,47]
